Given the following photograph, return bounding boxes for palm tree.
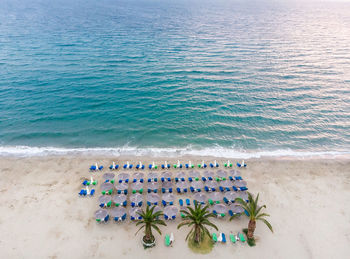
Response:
[135,205,167,246]
[230,192,273,240]
[178,203,218,244]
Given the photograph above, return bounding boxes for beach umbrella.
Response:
[103,173,115,183]
[95,209,109,222]
[223,191,239,204]
[100,182,114,195]
[164,205,178,220]
[98,195,112,207]
[176,181,189,193]
[162,193,175,206]
[233,180,247,188]
[207,192,222,205]
[112,194,127,207]
[153,205,162,213]
[110,207,127,221]
[190,181,203,192]
[237,191,249,202]
[216,170,228,179]
[202,171,215,181]
[193,193,207,204]
[117,173,130,183]
[161,171,172,182]
[161,181,173,193]
[188,170,200,182]
[204,180,218,192]
[174,171,186,182]
[131,182,144,194]
[132,172,144,182]
[146,193,160,205]
[147,181,159,193]
[229,204,244,214]
[219,180,233,192]
[130,207,142,220]
[228,170,242,177]
[115,182,128,194]
[212,204,227,217]
[147,172,158,182]
[130,193,143,207]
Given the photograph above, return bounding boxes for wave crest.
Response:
[0,145,349,159]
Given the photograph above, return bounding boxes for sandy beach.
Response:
[0,156,349,259]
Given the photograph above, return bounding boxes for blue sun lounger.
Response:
[221,233,226,243]
[186,199,190,206]
[109,164,119,170]
[162,164,171,169]
[179,199,183,206]
[237,162,247,168]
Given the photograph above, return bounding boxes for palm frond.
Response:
[185,227,194,241]
[256,213,270,220]
[229,213,240,221]
[151,224,162,235]
[257,218,273,233]
[135,225,145,235]
[202,219,218,231]
[177,221,191,229]
[255,205,267,217]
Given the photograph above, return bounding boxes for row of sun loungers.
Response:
[91,171,247,195]
[91,160,247,171]
[212,232,246,243]
[95,205,179,222]
[85,163,249,225]
[95,195,247,222]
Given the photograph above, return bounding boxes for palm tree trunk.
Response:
[247,219,256,239]
[194,225,201,243]
[145,224,153,242]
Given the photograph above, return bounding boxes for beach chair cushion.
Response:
[212,233,217,242]
[165,234,170,246]
[179,199,183,206]
[230,234,236,243]
[239,233,246,242]
[222,233,226,243]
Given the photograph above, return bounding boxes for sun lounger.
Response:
[238,232,246,242]
[237,160,247,168]
[165,234,171,246]
[79,189,87,196]
[179,199,183,206]
[170,233,174,245]
[212,233,217,242]
[230,234,236,243]
[186,199,190,206]
[221,233,226,243]
[224,160,233,168]
[217,233,222,242]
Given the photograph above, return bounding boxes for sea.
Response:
[0,0,350,158]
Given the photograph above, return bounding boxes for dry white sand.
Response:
[0,156,349,259]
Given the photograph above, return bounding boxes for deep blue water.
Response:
[0,0,350,157]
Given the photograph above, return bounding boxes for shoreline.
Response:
[0,156,349,258]
[1,145,350,160]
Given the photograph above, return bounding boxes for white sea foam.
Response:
[0,145,349,159]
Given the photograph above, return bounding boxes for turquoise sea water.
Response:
[0,0,350,157]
